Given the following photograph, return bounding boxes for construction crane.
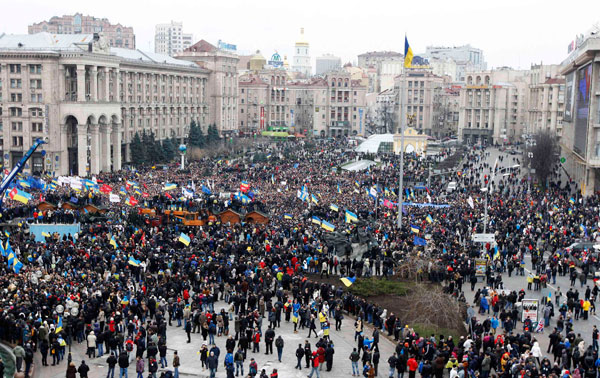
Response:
[0,138,47,204]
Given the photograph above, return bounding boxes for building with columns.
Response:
[527,64,564,135]
[0,32,210,176]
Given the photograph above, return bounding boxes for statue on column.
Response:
[92,33,110,54]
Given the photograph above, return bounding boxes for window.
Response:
[9,64,21,74]
[10,107,22,116]
[11,122,23,132]
[10,79,21,89]
[30,79,42,89]
[31,122,43,132]
[10,93,22,102]
[29,65,42,74]
[12,136,23,147]
[30,94,42,103]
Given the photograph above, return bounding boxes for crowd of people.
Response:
[0,138,598,378]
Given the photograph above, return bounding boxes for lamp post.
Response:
[179,144,187,170]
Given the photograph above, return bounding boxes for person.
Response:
[407,355,418,378]
[308,351,320,378]
[275,335,284,362]
[106,352,117,378]
[295,343,304,369]
[119,352,129,378]
[364,361,375,378]
[265,326,275,355]
[207,351,218,378]
[270,368,278,378]
[253,328,261,353]
[87,331,97,358]
[304,340,312,368]
[148,357,158,378]
[325,343,334,371]
[0,357,4,378]
[135,356,144,378]
[158,341,168,368]
[372,347,380,376]
[24,344,34,378]
[234,347,245,376]
[350,347,360,376]
[13,343,25,372]
[388,353,398,378]
[66,362,77,378]
[78,360,90,378]
[249,358,258,377]
[173,350,180,378]
[185,318,192,343]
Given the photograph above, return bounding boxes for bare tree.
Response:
[377,100,396,134]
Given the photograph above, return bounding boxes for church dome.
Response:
[295,27,309,47]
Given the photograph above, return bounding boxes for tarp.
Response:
[29,223,81,242]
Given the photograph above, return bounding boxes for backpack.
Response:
[250,362,257,374]
[275,338,283,348]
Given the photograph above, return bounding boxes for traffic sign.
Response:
[560,157,566,164]
[472,233,495,243]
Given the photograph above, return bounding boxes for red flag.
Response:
[142,192,149,198]
[100,184,113,194]
[165,192,172,199]
[143,183,148,189]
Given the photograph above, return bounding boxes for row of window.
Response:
[4,93,44,103]
[1,64,42,74]
[2,121,43,132]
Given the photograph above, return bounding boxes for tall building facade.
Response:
[28,13,135,49]
[457,69,530,145]
[0,33,211,177]
[393,70,444,137]
[238,71,366,137]
[155,21,193,57]
[528,64,564,135]
[357,51,404,93]
[424,45,486,82]
[292,28,311,77]
[315,54,341,76]
[559,36,600,196]
[177,40,239,136]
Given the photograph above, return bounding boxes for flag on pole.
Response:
[163,183,177,191]
[337,183,342,194]
[329,204,339,212]
[110,235,118,250]
[467,196,475,209]
[240,181,250,192]
[425,214,433,224]
[311,216,321,225]
[55,316,63,333]
[8,188,31,204]
[311,194,319,204]
[321,220,335,232]
[179,233,191,246]
[404,35,414,68]
[283,213,293,220]
[345,210,358,223]
[128,256,141,267]
[413,236,427,246]
[410,225,420,234]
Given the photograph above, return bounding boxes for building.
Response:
[155,21,193,57]
[457,69,530,145]
[28,13,135,49]
[238,70,366,138]
[424,45,486,82]
[433,84,461,139]
[394,70,444,137]
[0,32,217,177]
[372,88,397,134]
[430,58,458,82]
[559,34,600,196]
[315,54,341,75]
[292,28,311,77]
[357,51,404,93]
[527,64,564,135]
[176,40,239,136]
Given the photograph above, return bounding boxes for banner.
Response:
[521,299,539,324]
[402,202,450,208]
[109,194,120,203]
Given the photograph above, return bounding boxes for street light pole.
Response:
[397,70,407,229]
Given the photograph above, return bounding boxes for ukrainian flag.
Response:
[354,180,360,188]
[311,194,319,204]
[493,246,500,260]
[569,197,575,205]
[337,183,342,194]
[110,235,118,250]
[284,213,293,220]
[329,204,339,212]
[128,256,141,267]
[8,188,31,204]
[410,224,420,234]
[311,216,321,225]
[163,183,177,191]
[321,220,335,232]
[340,276,356,287]
[345,210,358,223]
[425,214,433,224]
[119,186,126,195]
[55,316,63,333]
[179,233,191,246]
[12,259,23,274]
[42,231,51,238]
[404,36,414,68]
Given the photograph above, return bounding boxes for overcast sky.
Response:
[1,0,599,69]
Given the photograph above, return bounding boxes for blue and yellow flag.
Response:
[179,233,191,246]
[404,36,414,68]
[55,316,63,333]
[410,224,420,234]
[329,204,339,212]
[345,210,358,223]
[321,220,335,232]
[128,256,141,267]
[110,235,118,249]
[425,214,433,224]
[283,213,293,220]
[311,216,321,225]
[340,276,356,287]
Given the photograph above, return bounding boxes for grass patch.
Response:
[411,323,465,340]
[348,277,412,297]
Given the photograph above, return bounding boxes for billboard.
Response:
[573,64,592,157]
[564,72,575,121]
[521,299,539,324]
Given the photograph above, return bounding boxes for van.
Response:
[446,182,458,193]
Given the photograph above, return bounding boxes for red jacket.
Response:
[407,358,418,372]
[317,347,325,362]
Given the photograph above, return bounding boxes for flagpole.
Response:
[397,46,407,230]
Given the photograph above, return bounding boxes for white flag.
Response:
[467,196,474,209]
[109,194,120,203]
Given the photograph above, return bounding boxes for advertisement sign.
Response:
[268,52,283,68]
[564,72,575,121]
[474,258,487,277]
[574,64,592,157]
[359,108,363,134]
[290,109,295,127]
[521,299,539,323]
[217,40,237,51]
[44,104,50,135]
[260,107,265,129]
